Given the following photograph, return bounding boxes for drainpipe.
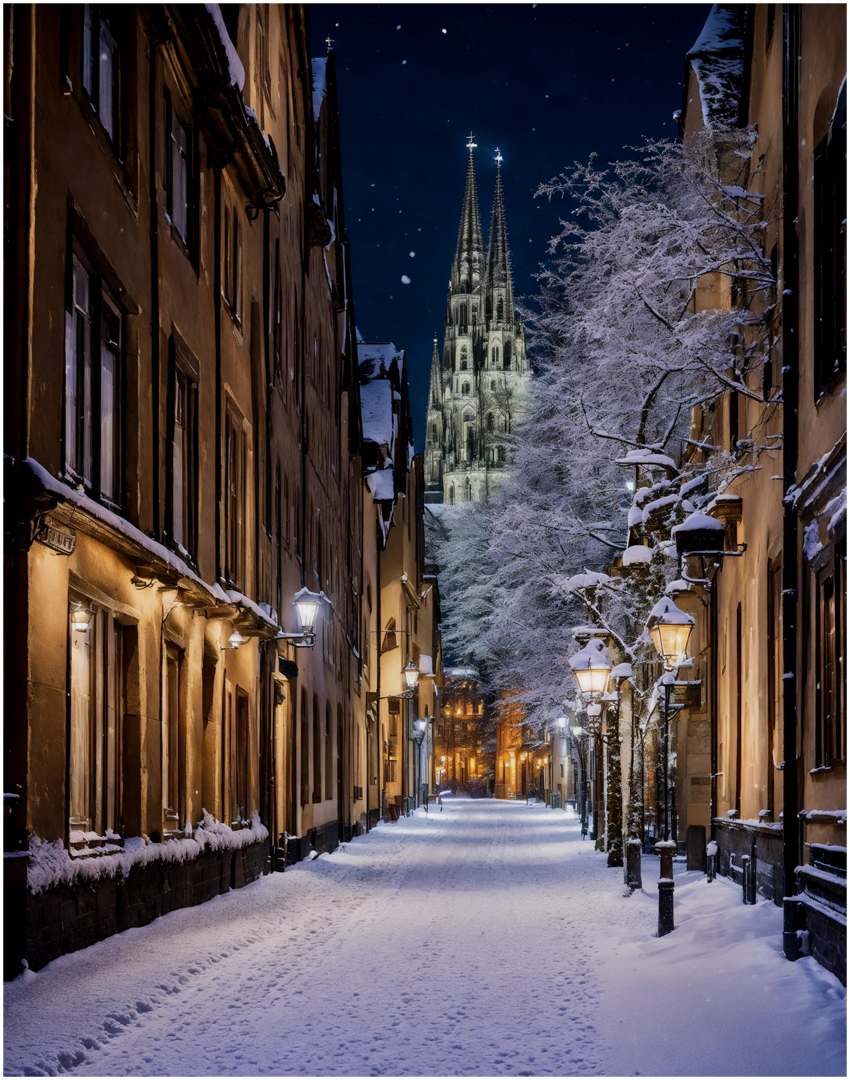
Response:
[781,2,801,964]
[149,23,162,537]
[214,167,223,582]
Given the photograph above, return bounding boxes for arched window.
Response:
[430,423,437,441]
[497,298,504,322]
[460,358,468,371]
[504,340,512,369]
[448,485,455,505]
[497,445,507,464]
[381,618,398,652]
[458,303,467,327]
[486,413,494,433]
[492,346,500,367]
[464,478,472,501]
[466,426,475,461]
[462,382,470,396]
[466,702,474,716]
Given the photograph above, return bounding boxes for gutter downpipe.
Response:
[781,2,802,964]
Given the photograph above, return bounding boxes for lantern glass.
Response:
[649,618,693,669]
[228,629,247,649]
[573,664,609,698]
[294,589,321,634]
[403,659,420,692]
[70,604,91,632]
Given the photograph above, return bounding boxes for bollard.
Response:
[742,854,757,905]
[706,839,718,882]
[655,841,676,936]
[655,840,676,881]
[626,838,642,891]
[657,878,675,937]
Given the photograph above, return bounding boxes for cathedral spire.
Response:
[451,135,485,296]
[485,149,514,315]
[428,335,442,407]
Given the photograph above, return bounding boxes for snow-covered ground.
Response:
[4,799,846,1077]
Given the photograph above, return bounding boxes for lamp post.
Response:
[555,713,568,810]
[570,639,612,845]
[646,597,693,938]
[412,719,427,810]
[570,724,589,837]
[646,598,694,842]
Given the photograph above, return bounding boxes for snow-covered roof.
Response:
[687,4,746,131]
[359,341,403,378]
[360,380,394,448]
[204,4,246,90]
[365,469,396,502]
[311,57,327,121]
[444,666,480,681]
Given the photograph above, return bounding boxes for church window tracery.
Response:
[492,346,500,367]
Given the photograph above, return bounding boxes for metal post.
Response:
[656,840,676,935]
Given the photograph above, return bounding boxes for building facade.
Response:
[424,142,530,506]
[3,4,441,976]
[672,3,846,982]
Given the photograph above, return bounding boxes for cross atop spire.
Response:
[451,133,484,296]
[485,158,513,303]
[495,148,503,166]
[325,35,334,53]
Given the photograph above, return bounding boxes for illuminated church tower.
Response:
[424,137,529,505]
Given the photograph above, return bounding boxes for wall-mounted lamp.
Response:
[277,588,324,649]
[69,601,92,632]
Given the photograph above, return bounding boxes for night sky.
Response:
[309,3,712,447]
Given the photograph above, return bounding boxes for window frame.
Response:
[166,338,199,562]
[68,596,126,839]
[164,89,198,259]
[64,242,125,509]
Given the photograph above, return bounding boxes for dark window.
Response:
[492,346,500,367]
[224,203,243,323]
[381,619,398,653]
[462,382,470,396]
[486,413,494,433]
[816,542,846,765]
[169,360,198,558]
[235,690,249,820]
[163,643,185,832]
[325,703,333,802]
[300,690,310,805]
[65,250,123,506]
[504,340,512,369]
[83,5,121,151]
[814,83,846,398]
[165,92,196,253]
[224,408,246,587]
[312,696,322,802]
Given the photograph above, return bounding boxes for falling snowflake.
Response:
[409,251,416,257]
[401,275,411,285]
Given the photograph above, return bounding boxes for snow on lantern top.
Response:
[569,637,612,700]
[671,510,726,556]
[647,597,694,669]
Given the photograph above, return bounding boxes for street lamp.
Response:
[647,596,693,845]
[569,638,612,700]
[647,597,694,671]
[277,588,325,648]
[403,658,420,693]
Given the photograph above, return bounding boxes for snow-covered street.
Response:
[4,799,846,1078]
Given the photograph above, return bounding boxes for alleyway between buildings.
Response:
[4,799,845,1078]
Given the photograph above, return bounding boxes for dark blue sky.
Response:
[309,3,712,448]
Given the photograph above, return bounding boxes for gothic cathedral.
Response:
[424,138,529,505]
